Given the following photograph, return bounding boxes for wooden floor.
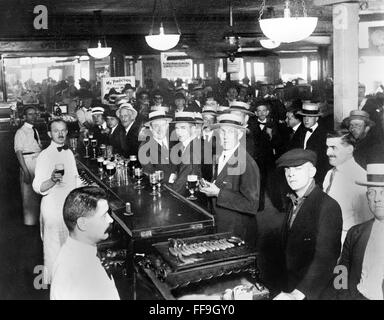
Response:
[0,127,285,299]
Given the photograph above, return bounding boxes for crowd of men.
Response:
[13,81,384,300]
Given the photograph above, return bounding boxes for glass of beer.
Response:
[69,138,78,156]
[134,167,144,190]
[106,163,116,186]
[97,157,104,175]
[83,138,90,158]
[155,170,164,192]
[91,139,98,159]
[149,173,158,195]
[186,175,198,200]
[55,163,65,186]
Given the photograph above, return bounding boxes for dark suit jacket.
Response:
[138,134,175,183]
[281,185,342,299]
[118,121,141,158]
[211,147,260,247]
[108,124,124,154]
[335,219,374,300]
[354,130,384,169]
[170,138,202,196]
[91,124,109,146]
[286,124,305,151]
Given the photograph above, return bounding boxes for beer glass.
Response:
[186,175,198,200]
[55,163,65,186]
[149,173,158,195]
[91,139,98,159]
[83,138,90,158]
[69,137,78,155]
[134,167,144,190]
[106,163,116,186]
[155,170,164,192]
[97,157,104,175]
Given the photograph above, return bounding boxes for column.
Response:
[332,2,359,126]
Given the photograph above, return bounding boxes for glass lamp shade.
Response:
[87,41,112,59]
[260,39,281,49]
[259,17,318,43]
[145,25,180,51]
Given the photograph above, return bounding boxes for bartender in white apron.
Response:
[33,119,83,284]
[14,106,42,226]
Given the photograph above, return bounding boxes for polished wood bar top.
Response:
[76,156,214,240]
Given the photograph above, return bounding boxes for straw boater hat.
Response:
[116,103,137,118]
[343,110,375,127]
[217,105,230,114]
[144,110,173,127]
[194,112,204,124]
[91,106,105,115]
[172,111,197,124]
[202,105,218,116]
[229,101,255,116]
[210,113,248,131]
[297,102,323,117]
[150,105,170,113]
[356,163,384,187]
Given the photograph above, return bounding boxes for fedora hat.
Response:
[229,101,255,116]
[172,111,197,124]
[356,163,384,187]
[297,102,323,117]
[144,110,173,127]
[210,113,248,131]
[343,110,375,127]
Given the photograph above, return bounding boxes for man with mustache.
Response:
[323,131,372,244]
[33,119,84,284]
[51,186,119,300]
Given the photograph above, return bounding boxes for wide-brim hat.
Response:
[192,84,204,91]
[144,110,173,126]
[91,106,105,115]
[115,95,130,106]
[343,110,375,127]
[276,148,317,168]
[116,103,137,119]
[217,105,230,114]
[297,102,323,117]
[202,105,217,116]
[210,113,248,131]
[194,112,204,124]
[150,105,170,113]
[229,101,255,116]
[172,111,197,124]
[356,163,384,186]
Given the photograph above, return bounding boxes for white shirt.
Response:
[217,143,239,176]
[50,237,120,300]
[292,122,301,133]
[323,158,373,234]
[357,219,384,300]
[258,118,267,131]
[76,107,93,128]
[110,124,118,135]
[304,122,318,149]
[153,136,168,149]
[14,122,41,153]
[124,122,134,135]
[99,121,107,130]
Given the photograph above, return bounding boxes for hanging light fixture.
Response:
[87,11,112,59]
[224,1,240,50]
[258,0,318,43]
[145,0,181,51]
[260,38,280,49]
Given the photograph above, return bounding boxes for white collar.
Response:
[258,118,267,124]
[50,140,65,148]
[307,122,318,132]
[154,136,168,148]
[124,122,134,133]
[182,137,194,148]
[292,122,301,132]
[221,143,240,159]
[24,122,34,129]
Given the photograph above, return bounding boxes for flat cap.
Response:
[276,148,317,168]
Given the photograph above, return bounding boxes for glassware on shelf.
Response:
[149,173,158,195]
[91,139,98,160]
[106,162,116,186]
[69,138,78,155]
[186,174,198,200]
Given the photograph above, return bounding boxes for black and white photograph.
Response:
[0,0,384,306]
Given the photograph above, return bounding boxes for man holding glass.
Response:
[199,113,260,246]
[33,119,83,284]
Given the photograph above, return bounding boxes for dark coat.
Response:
[281,185,342,300]
[138,134,175,183]
[91,124,109,146]
[335,219,374,300]
[108,124,124,155]
[118,121,141,158]
[170,138,202,196]
[286,123,305,151]
[187,100,202,112]
[210,147,260,247]
[353,130,384,169]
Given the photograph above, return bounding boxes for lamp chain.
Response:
[149,0,158,35]
[258,0,266,21]
[169,0,181,34]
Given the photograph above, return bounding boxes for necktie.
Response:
[32,126,39,144]
[325,168,336,194]
[57,145,69,152]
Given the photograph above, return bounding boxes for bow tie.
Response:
[304,127,313,133]
[57,145,69,152]
[258,121,267,126]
